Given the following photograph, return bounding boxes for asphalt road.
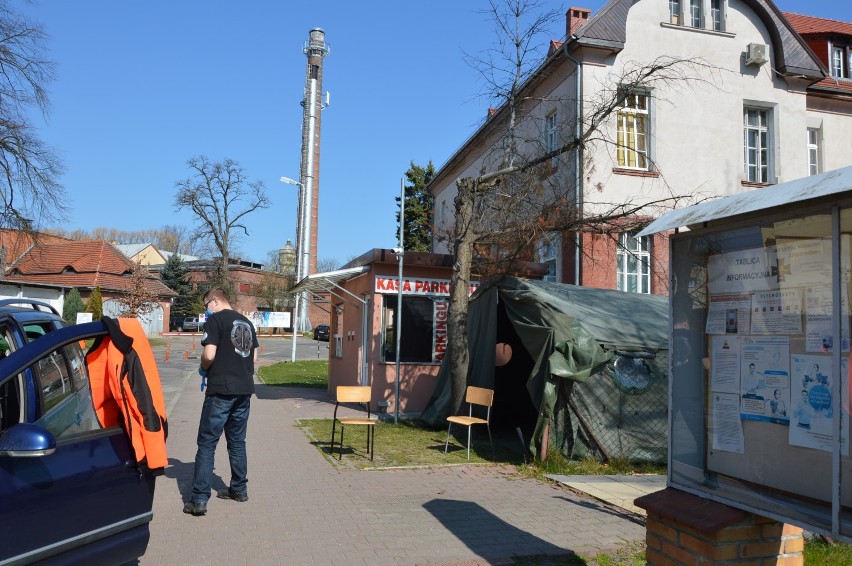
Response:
[151,334,330,416]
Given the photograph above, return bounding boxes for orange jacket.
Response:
[86,317,168,474]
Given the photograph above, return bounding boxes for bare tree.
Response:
[113,261,159,318]
[174,156,270,290]
[444,0,717,414]
[0,1,65,233]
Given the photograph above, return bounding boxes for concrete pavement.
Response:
[141,336,655,565]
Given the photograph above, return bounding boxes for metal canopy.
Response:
[289,265,370,306]
[639,166,852,236]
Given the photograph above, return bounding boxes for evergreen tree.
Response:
[396,161,435,252]
[86,286,104,321]
[62,288,85,323]
[160,253,197,316]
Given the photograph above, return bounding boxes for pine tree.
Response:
[160,253,197,316]
[396,161,435,252]
[62,288,85,323]
[86,286,103,321]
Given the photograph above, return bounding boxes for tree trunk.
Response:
[447,177,476,415]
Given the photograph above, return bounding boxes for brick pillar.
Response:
[635,488,804,565]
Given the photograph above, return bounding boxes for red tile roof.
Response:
[5,240,176,297]
[784,12,852,36]
[0,229,70,264]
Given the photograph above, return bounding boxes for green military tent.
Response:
[421,276,669,463]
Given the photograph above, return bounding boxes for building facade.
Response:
[428,0,852,295]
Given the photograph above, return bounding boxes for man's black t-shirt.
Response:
[201,309,258,396]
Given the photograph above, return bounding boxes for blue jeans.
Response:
[190,394,251,503]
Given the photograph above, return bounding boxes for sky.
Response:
[18,0,852,268]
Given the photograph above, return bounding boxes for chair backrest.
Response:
[337,385,372,404]
[466,386,494,408]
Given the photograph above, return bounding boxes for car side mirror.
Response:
[0,423,56,457]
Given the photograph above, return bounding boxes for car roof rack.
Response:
[0,299,61,316]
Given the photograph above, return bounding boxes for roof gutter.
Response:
[562,36,583,286]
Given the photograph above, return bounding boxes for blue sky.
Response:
[20,0,852,267]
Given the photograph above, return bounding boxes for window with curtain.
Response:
[616,92,649,170]
[743,107,771,183]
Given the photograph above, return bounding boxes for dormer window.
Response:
[831,44,852,79]
[62,266,76,274]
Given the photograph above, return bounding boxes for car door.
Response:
[0,322,155,565]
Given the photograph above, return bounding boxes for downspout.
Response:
[562,37,583,286]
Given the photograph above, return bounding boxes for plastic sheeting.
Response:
[420,277,669,462]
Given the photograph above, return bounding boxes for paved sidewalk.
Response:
[141,369,648,566]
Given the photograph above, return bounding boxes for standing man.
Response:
[184,288,259,516]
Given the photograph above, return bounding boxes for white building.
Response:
[428,0,852,294]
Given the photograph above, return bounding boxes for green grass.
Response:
[257,360,329,388]
[803,535,852,564]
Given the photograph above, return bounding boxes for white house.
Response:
[428,0,852,294]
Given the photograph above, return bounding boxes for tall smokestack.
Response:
[294,28,330,331]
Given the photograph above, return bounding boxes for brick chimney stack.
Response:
[567,7,591,37]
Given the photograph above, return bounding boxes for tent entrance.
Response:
[491,298,537,438]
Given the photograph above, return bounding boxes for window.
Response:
[807,128,820,176]
[743,107,770,183]
[710,0,722,31]
[545,111,558,165]
[617,232,651,294]
[669,0,680,24]
[689,0,701,27]
[382,296,447,363]
[616,93,649,170]
[830,45,852,79]
[537,233,561,282]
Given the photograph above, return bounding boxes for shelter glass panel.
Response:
[670,201,852,541]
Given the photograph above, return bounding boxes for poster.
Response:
[706,294,751,335]
[750,289,803,335]
[740,336,790,422]
[710,335,740,394]
[804,285,850,353]
[711,393,745,454]
[788,355,849,454]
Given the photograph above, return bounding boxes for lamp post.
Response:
[394,178,405,424]
[281,175,306,363]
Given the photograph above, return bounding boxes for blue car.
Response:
[0,300,155,565]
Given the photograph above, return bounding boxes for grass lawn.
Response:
[258,359,852,564]
[257,359,329,388]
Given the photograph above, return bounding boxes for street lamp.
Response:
[281,175,307,363]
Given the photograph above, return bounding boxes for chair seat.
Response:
[339,417,377,426]
[447,416,487,426]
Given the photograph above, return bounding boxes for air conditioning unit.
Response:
[746,43,769,66]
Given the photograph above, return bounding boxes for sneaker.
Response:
[216,488,248,502]
[183,500,207,516]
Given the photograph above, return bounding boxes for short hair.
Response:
[204,287,229,303]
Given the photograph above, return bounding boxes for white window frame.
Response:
[689,0,702,28]
[669,0,680,24]
[617,232,651,294]
[537,233,561,283]
[743,106,771,183]
[545,110,558,165]
[710,0,723,31]
[616,92,650,170]
[807,128,820,176]
[831,46,845,79]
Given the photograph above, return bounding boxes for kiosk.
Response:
[635,166,852,563]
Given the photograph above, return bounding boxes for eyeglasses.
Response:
[204,299,215,309]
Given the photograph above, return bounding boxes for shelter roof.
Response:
[640,165,852,235]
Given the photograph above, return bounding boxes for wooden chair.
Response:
[444,386,494,460]
[330,386,376,460]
